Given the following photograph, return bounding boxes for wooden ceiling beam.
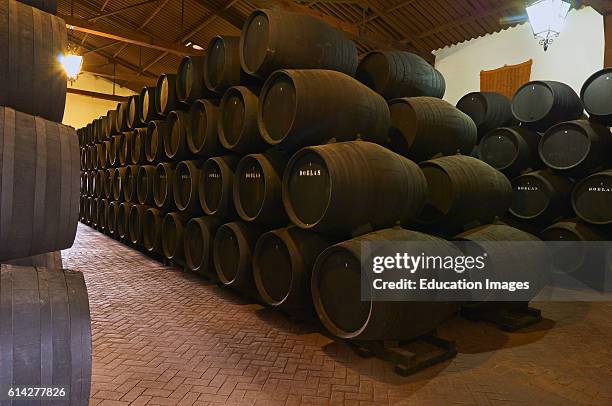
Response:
[67,87,129,102]
[88,0,161,21]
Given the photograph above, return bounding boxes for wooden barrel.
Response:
[479,126,542,177]
[254,227,334,315]
[234,151,289,226]
[218,86,266,154]
[110,134,121,167]
[137,165,156,205]
[184,216,223,277]
[156,74,184,116]
[123,165,139,203]
[117,202,134,240]
[511,81,583,132]
[213,221,267,294]
[572,170,612,225]
[542,219,606,241]
[131,128,147,164]
[102,140,112,168]
[311,228,459,340]
[199,155,240,219]
[539,119,611,177]
[205,36,258,93]
[79,195,86,221]
[146,120,167,164]
[3,251,62,268]
[456,92,514,138]
[161,212,190,260]
[143,207,163,254]
[118,131,132,166]
[128,204,147,245]
[240,9,358,79]
[173,160,202,213]
[107,200,120,236]
[259,69,390,152]
[188,99,223,157]
[0,0,67,122]
[510,170,573,225]
[177,56,211,103]
[93,170,102,198]
[87,171,95,196]
[165,110,192,161]
[139,86,162,122]
[388,97,477,162]
[115,101,129,132]
[84,197,91,224]
[418,155,512,234]
[283,141,426,236]
[580,68,612,126]
[15,0,57,14]
[112,166,127,201]
[103,168,113,199]
[356,51,445,100]
[153,162,176,210]
[98,198,109,232]
[90,198,99,228]
[106,109,119,136]
[127,94,145,129]
[0,265,92,404]
[0,107,79,262]
[90,144,98,170]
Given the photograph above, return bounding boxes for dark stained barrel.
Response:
[79,195,86,221]
[184,216,223,277]
[90,198,99,228]
[127,94,145,129]
[240,9,358,79]
[259,69,390,152]
[479,126,542,177]
[0,265,92,404]
[234,151,289,226]
[4,251,63,268]
[539,119,612,177]
[98,198,109,232]
[418,156,512,234]
[117,202,134,240]
[311,228,459,340]
[254,227,334,315]
[90,145,98,170]
[161,212,190,261]
[177,56,212,103]
[139,86,162,122]
[283,141,427,236]
[572,170,612,225]
[188,99,223,157]
[107,200,120,236]
[156,74,184,116]
[146,120,168,163]
[84,197,91,224]
[131,128,147,164]
[213,221,268,294]
[542,219,606,241]
[173,160,203,213]
[219,86,267,154]
[165,110,192,161]
[94,170,104,198]
[356,51,445,100]
[112,166,127,201]
[199,155,240,219]
[128,204,148,245]
[511,81,583,132]
[205,36,258,93]
[153,162,176,210]
[0,0,67,122]
[106,109,119,137]
[124,165,139,203]
[510,170,573,225]
[110,134,121,167]
[456,92,514,138]
[104,168,113,199]
[137,165,156,205]
[388,97,477,162]
[580,68,612,126]
[0,107,79,261]
[116,101,129,132]
[118,131,133,166]
[143,207,163,254]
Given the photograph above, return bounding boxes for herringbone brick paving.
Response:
[63,224,612,405]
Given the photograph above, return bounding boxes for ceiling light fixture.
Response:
[526,0,571,51]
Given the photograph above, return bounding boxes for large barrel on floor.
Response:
[139,86,162,122]
[156,74,184,116]
[510,170,573,226]
[539,119,611,177]
[0,0,67,122]
[131,128,147,164]
[580,68,612,126]
[199,155,240,219]
[128,204,147,245]
[173,160,202,213]
[161,212,190,261]
[356,51,445,100]
[143,207,163,254]
[417,156,512,235]
[511,81,583,132]
[0,265,92,405]
[123,165,139,203]
[107,200,120,236]
[90,198,99,228]
[137,165,156,205]
[283,141,426,236]
[127,95,145,129]
[188,99,223,157]
[312,228,459,340]
[98,198,109,232]
[165,110,192,161]
[258,69,390,152]
[456,92,514,138]
[205,36,258,93]
[479,126,542,177]
[388,97,477,162]
[213,221,268,294]
[218,86,266,154]
[0,107,79,262]
[572,170,612,225]
[541,219,607,242]
[153,162,176,210]
[239,9,358,79]
[3,251,62,268]
[234,151,289,226]
[117,202,134,240]
[146,120,167,163]
[254,227,334,315]
[177,56,211,103]
[184,216,223,277]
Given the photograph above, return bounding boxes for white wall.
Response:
[62,73,137,129]
[434,7,605,106]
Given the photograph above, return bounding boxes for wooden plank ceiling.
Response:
[57,0,550,92]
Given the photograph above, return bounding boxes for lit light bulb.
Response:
[59,53,83,80]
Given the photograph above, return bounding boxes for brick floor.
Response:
[63,224,612,405]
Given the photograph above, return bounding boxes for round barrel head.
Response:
[256,233,292,304]
[480,128,519,170]
[162,215,178,258]
[147,123,160,161]
[168,113,181,157]
[128,97,137,127]
[142,209,158,250]
[510,174,549,219]
[356,52,390,94]
[419,165,453,223]
[389,100,418,150]
[456,93,486,126]
[207,38,226,89]
[128,206,140,243]
[221,91,245,146]
[573,173,612,224]
[190,102,208,152]
[316,249,370,335]
[287,152,330,226]
[175,163,192,210]
[215,226,241,282]
[540,122,590,170]
[237,156,266,219]
[261,74,296,142]
[178,58,193,100]
[202,159,223,213]
[581,69,612,117]
[242,12,270,74]
[141,88,151,120]
[159,76,170,113]
[512,82,554,123]
[185,220,204,269]
[154,165,170,207]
